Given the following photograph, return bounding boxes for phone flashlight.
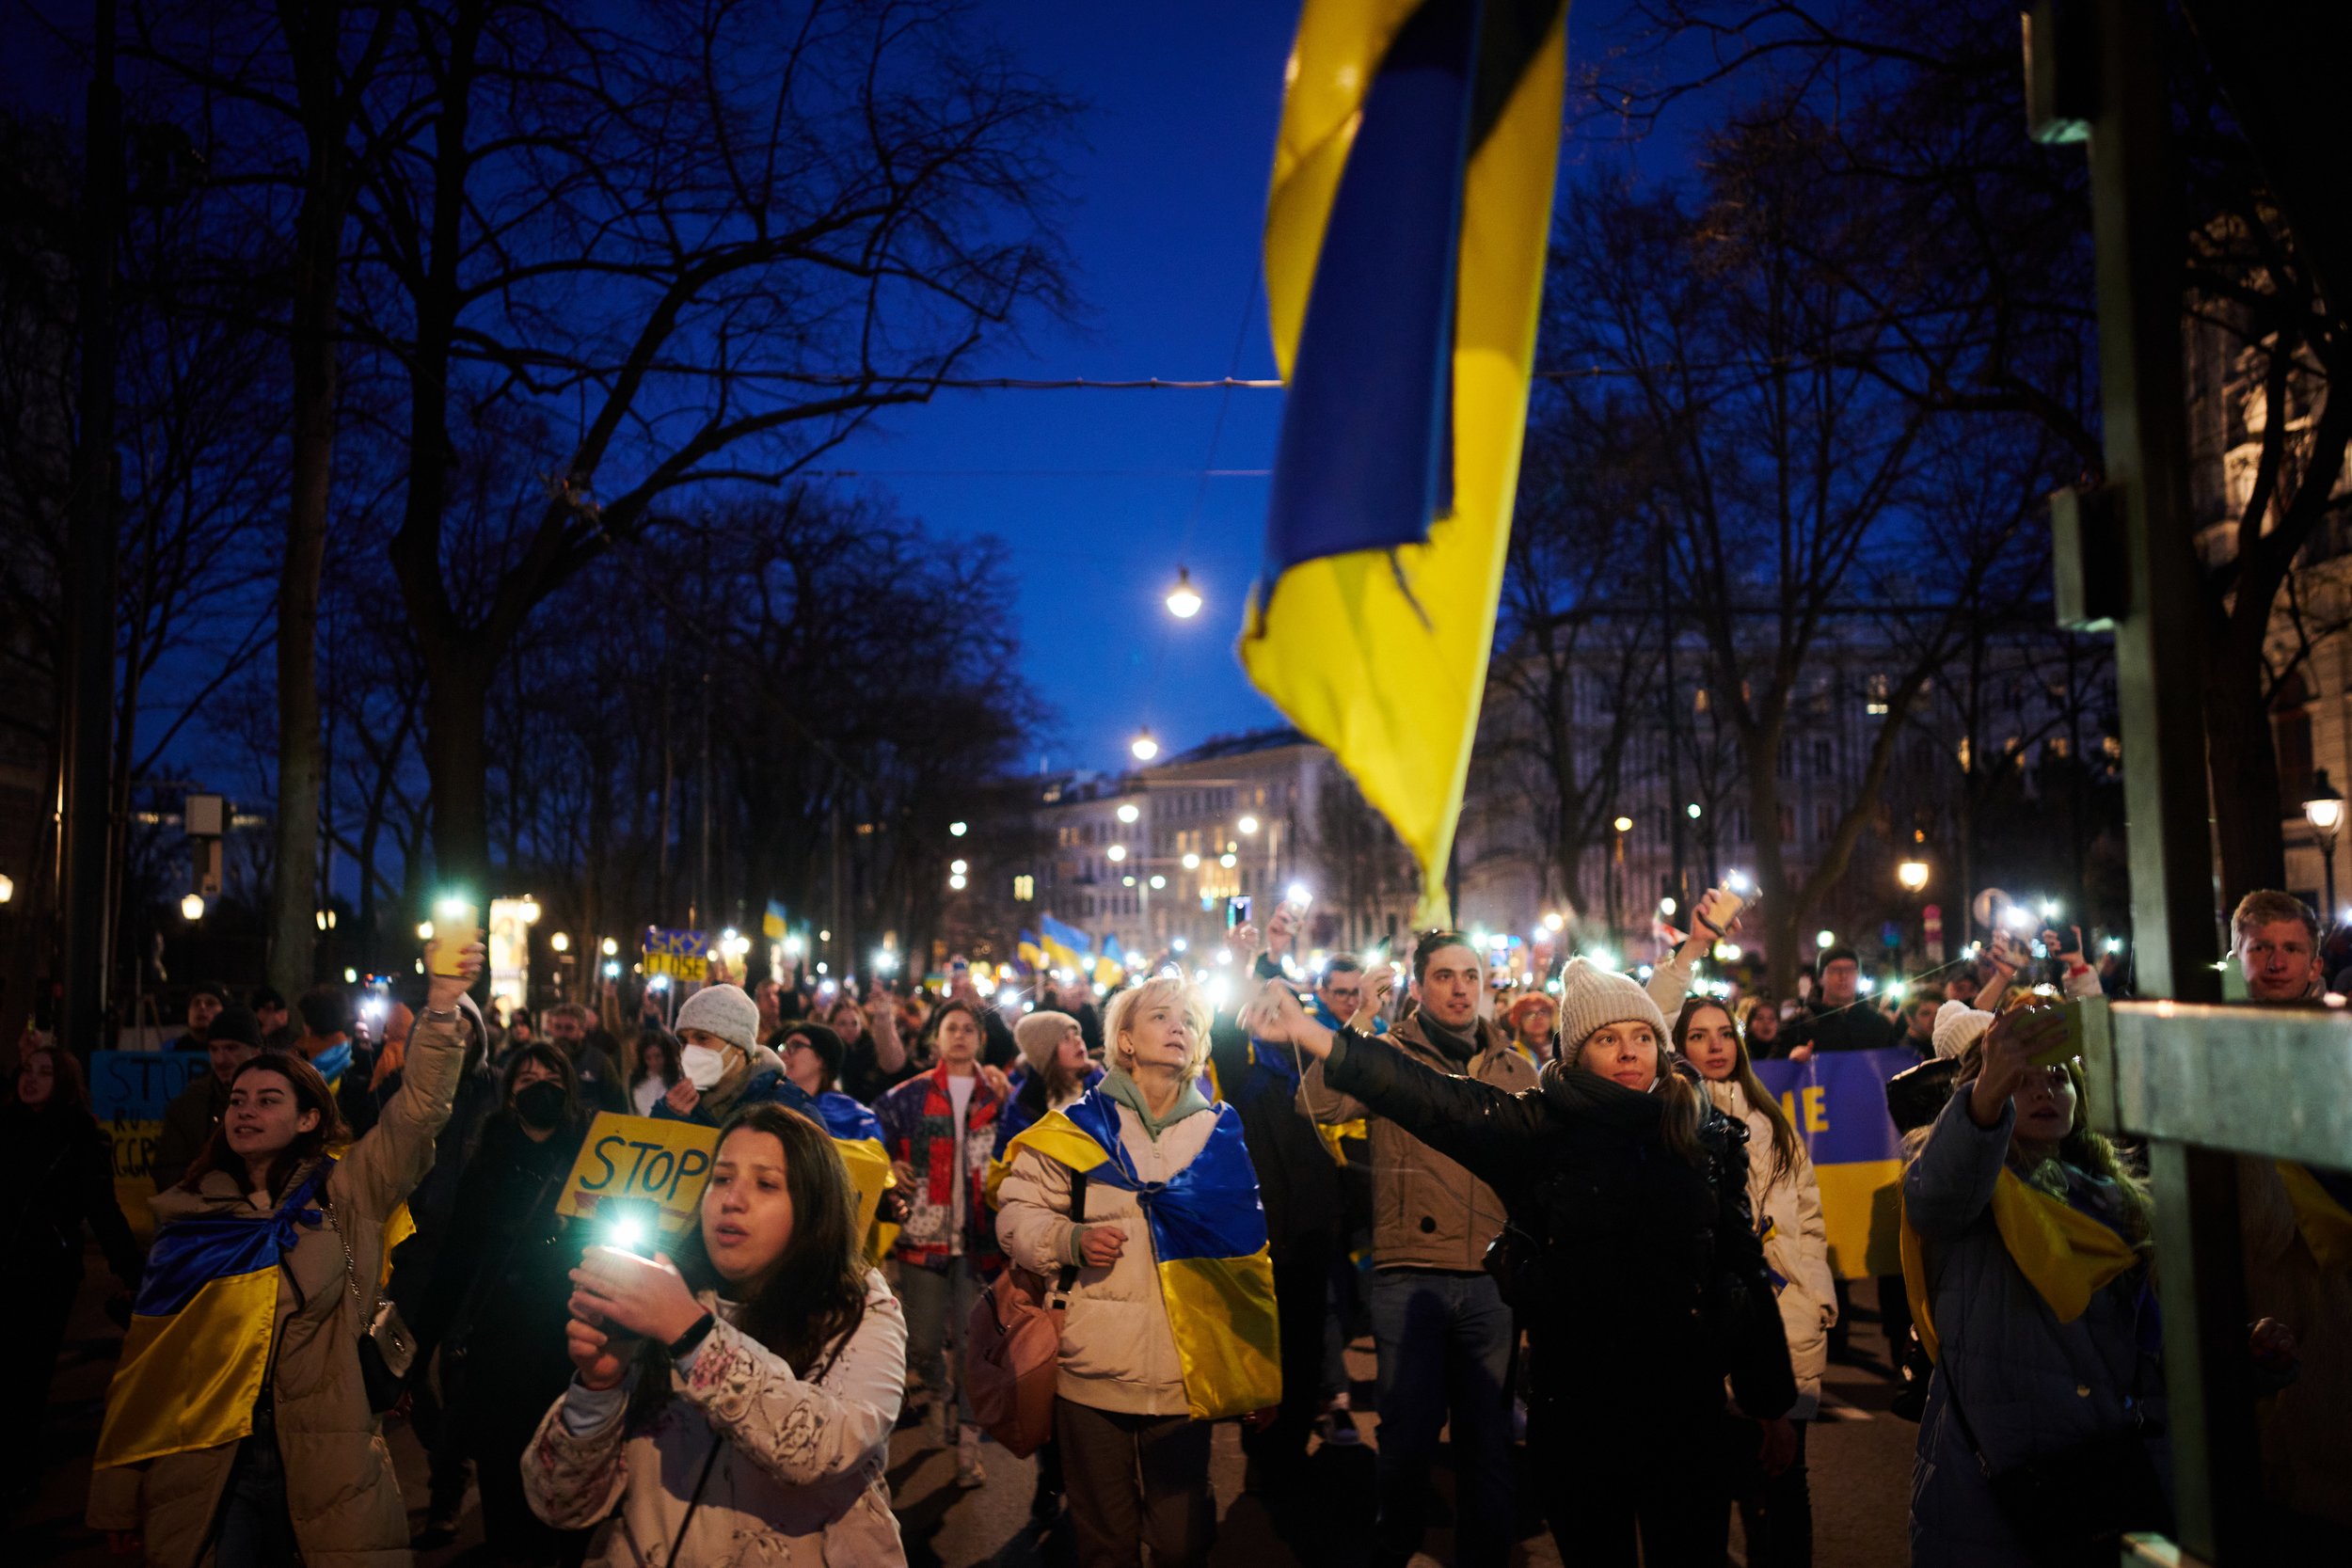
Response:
[598,1198,660,1259]
[603,960,621,978]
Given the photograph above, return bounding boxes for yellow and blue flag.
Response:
[94,1163,332,1468]
[995,1092,1282,1420]
[1245,0,1566,921]
[1040,914,1093,974]
[1018,930,1049,973]
[763,899,788,941]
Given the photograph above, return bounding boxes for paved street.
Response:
[19,1247,1913,1566]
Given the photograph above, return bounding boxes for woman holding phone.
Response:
[87,935,481,1568]
[526,1103,909,1564]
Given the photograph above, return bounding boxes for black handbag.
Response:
[326,1198,414,1414]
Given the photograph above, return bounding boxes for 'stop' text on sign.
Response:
[557,1112,721,1233]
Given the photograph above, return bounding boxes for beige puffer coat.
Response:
[87,1009,467,1568]
[1704,1078,1837,1418]
[1295,1013,1536,1272]
[993,1096,1219,1417]
[522,1272,908,1566]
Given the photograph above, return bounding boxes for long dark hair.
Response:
[499,1041,581,1123]
[630,1103,869,1423]
[630,1028,680,1089]
[181,1053,347,1199]
[1673,996,1803,1181]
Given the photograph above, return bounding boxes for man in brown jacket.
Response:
[1296,929,1534,1568]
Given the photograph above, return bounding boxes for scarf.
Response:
[95,1162,335,1468]
[1100,1065,1212,1141]
[997,1088,1281,1420]
[1899,1166,2141,1365]
[1417,1014,1478,1068]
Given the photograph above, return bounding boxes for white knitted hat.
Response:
[1931,999,1994,1061]
[675,983,759,1053]
[1555,958,1670,1069]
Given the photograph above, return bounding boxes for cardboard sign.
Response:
[1752,1046,1917,1280]
[557,1113,720,1233]
[643,927,711,982]
[88,1050,214,1237]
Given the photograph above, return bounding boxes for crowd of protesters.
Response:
[1,880,2345,1567]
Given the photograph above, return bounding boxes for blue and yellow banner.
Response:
[1040,914,1093,974]
[1751,1047,1915,1280]
[94,1164,332,1469]
[89,1050,212,1235]
[1245,0,1567,922]
[996,1093,1282,1420]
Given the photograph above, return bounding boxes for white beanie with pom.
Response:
[1931,999,1994,1061]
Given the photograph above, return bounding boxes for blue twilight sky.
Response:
[818,1,1697,775]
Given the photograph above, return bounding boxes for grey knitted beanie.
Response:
[675,983,759,1053]
[1554,958,1670,1069]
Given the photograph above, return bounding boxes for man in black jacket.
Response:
[151,1004,262,1190]
[1777,945,1900,1058]
[1208,912,1347,1506]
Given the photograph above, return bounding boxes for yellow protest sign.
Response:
[643,927,712,982]
[557,1113,720,1233]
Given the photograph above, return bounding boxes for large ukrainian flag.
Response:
[1245,0,1566,920]
[94,1164,331,1468]
[995,1092,1282,1420]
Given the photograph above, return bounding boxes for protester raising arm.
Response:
[866,979,908,1078]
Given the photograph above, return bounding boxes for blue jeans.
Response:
[215,1421,297,1568]
[1367,1269,1516,1568]
[900,1256,980,1429]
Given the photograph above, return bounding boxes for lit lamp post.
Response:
[2304,769,2344,916]
[1898,858,1931,962]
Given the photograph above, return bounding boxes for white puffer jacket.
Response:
[993,1097,1219,1418]
[1707,1079,1838,1418]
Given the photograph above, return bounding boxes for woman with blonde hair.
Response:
[994,975,1279,1567]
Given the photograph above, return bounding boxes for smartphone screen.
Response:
[1227,895,1252,930]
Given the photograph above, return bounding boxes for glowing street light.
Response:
[1219,851,1237,868]
[1541,911,1565,932]
[1117,801,1140,823]
[948,873,967,891]
[519,895,542,924]
[1181,852,1200,870]
[181,893,205,921]
[1237,814,1260,835]
[1150,875,1167,889]
[1613,815,1634,833]
[551,931,571,953]
[1106,844,1128,863]
[1816,928,1836,949]
[950,859,969,876]
[949,820,968,837]
[418,921,436,941]
[601,935,620,956]
[1686,802,1703,820]
[1897,860,1931,893]
[1164,567,1203,619]
[1130,727,1160,762]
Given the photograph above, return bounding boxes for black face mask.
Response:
[514,1080,567,1130]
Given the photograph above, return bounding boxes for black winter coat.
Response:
[410,1114,587,1426]
[1321,1031,1796,1429]
[4,1101,142,1286]
[1209,1017,1342,1256]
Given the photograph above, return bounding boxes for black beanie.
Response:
[207,1004,264,1051]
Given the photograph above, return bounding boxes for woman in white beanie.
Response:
[656,983,787,1125]
[1673,996,1835,1567]
[1248,958,1796,1568]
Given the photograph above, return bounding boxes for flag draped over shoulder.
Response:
[1899,1171,2141,1365]
[776,1081,898,1256]
[995,1092,1282,1421]
[95,1163,334,1469]
[1245,0,1567,921]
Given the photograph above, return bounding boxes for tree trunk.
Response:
[2205,640,2288,906]
[266,8,351,1004]
[421,650,492,903]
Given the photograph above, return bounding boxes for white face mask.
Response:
[680,1042,731,1090]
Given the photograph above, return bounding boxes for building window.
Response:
[1813,738,1832,772]
[1866,673,1891,716]
[1013,875,1034,902]
[1816,803,1837,841]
